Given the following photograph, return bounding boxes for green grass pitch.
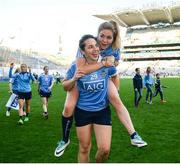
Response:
[0,78,180,163]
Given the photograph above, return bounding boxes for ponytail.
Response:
[109,20,121,49]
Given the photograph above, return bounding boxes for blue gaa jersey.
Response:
[9,75,19,92]
[76,48,84,58]
[144,74,154,86]
[76,46,120,61]
[38,74,54,93]
[9,68,35,92]
[100,46,120,61]
[66,62,117,112]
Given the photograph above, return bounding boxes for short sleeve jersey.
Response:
[9,68,35,92]
[38,74,54,93]
[66,62,117,112]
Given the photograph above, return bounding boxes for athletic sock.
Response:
[130,131,138,139]
[7,107,11,111]
[62,115,73,143]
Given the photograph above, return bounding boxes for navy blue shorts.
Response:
[74,106,112,127]
[18,92,32,100]
[39,90,52,98]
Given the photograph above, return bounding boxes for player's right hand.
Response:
[103,56,115,67]
[10,63,14,68]
[73,70,85,81]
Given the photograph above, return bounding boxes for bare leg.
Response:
[94,124,111,163]
[76,125,92,163]
[41,97,47,113]
[108,80,135,135]
[25,99,30,114]
[18,99,24,116]
[111,74,120,91]
[63,86,79,117]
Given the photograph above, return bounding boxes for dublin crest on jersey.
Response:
[100,70,107,78]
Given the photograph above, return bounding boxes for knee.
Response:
[80,143,91,154]
[98,146,110,158]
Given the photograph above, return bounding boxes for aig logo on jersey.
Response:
[83,79,105,92]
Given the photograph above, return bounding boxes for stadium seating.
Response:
[0,47,69,78]
[123,25,180,46]
[117,60,180,77]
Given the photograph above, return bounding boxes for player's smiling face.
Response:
[21,64,27,72]
[83,38,100,63]
[98,29,114,50]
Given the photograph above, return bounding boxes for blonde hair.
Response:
[15,67,20,73]
[98,20,121,49]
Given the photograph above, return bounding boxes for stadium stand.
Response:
[0,46,68,78]
[94,3,180,77]
[117,60,180,77]
[0,46,70,68]
[124,25,180,46]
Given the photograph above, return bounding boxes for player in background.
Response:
[144,67,154,104]
[55,72,61,84]
[133,68,143,107]
[38,66,54,119]
[9,64,35,124]
[153,73,167,103]
[6,63,21,116]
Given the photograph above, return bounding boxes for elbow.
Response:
[63,86,73,91]
[63,86,70,91]
[62,79,69,91]
[62,82,67,91]
[62,83,72,91]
